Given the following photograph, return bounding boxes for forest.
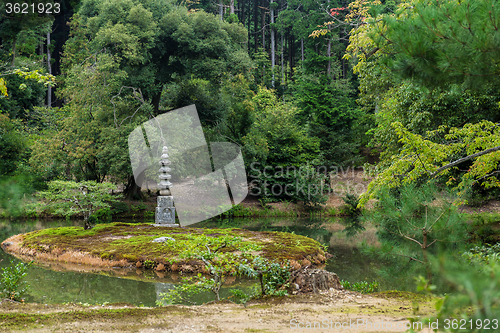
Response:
[1,0,500,330]
[1,0,499,208]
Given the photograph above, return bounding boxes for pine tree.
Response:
[363,183,469,282]
[369,0,500,89]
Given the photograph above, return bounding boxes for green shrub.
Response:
[0,176,30,218]
[143,260,155,269]
[417,258,500,332]
[35,180,120,229]
[111,202,129,214]
[341,193,361,216]
[473,225,497,244]
[131,203,148,212]
[0,260,31,301]
[340,280,379,294]
[239,257,291,296]
[250,164,328,208]
[224,204,254,217]
[143,211,154,219]
[92,207,113,223]
[463,244,500,265]
[157,236,250,305]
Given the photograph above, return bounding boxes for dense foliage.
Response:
[1,0,369,205]
[346,0,500,205]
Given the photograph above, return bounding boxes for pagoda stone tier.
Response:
[154,146,179,227]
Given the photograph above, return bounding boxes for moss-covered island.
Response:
[1,222,328,274]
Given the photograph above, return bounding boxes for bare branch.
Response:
[397,223,423,247]
[430,145,500,177]
[427,208,447,231]
[425,239,438,248]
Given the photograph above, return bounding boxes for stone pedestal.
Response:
[154,196,178,226]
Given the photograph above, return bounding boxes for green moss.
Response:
[248,304,272,309]
[122,254,138,262]
[371,290,433,302]
[100,252,112,260]
[0,306,190,330]
[19,222,325,273]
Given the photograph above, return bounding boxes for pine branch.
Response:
[392,224,423,247]
[402,215,418,230]
[427,208,448,231]
[393,253,425,264]
[425,239,438,248]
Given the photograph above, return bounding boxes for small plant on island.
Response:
[0,259,31,302]
[156,236,292,306]
[239,256,291,297]
[157,235,257,305]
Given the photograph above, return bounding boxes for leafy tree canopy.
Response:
[360,120,500,206]
[67,0,252,112]
[35,180,120,229]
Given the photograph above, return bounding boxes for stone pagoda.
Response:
[154,146,179,226]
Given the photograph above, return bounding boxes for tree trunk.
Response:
[254,0,258,53]
[327,39,332,76]
[230,0,234,14]
[270,4,275,87]
[290,30,295,75]
[152,92,161,116]
[422,231,432,282]
[239,0,244,24]
[342,58,346,79]
[11,37,16,66]
[341,28,347,79]
[261,0,266,51]
[123,175,144,200]
[47,31,52,108]
[219,0,224,20]
[281,32,284,85]
[301,38,304,63]
[288,32,293,81]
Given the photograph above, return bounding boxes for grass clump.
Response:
[340,280,379,294]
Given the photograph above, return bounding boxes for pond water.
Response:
[0,217,403,306]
